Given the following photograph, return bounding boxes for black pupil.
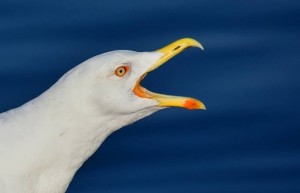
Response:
[119,69,123,73]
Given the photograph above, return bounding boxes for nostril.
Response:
[172,46,181,51]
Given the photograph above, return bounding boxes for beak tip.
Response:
[197,103,206,110]
[195,41,204,51]
[181,37,204,50]
[199,44,205,50]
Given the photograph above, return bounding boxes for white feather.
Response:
[0,50,162,193]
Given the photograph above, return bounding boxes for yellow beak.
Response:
[133,38,206,110]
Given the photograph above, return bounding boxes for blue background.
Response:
[1,0,300,192]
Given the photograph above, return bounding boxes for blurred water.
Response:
[0,0,300,193]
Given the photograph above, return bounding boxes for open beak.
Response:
[133,38,206,110]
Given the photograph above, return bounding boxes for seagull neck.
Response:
[1,78,156,193]
[3,88,132,193]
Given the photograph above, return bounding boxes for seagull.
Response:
[0,38,206,193]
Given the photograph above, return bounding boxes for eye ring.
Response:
[115,65,129,77]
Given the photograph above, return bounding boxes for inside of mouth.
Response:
[133,71,186,100]
[132,74,156,99]
[132,70,205,110]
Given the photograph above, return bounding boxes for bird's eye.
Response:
[115,66,129,77]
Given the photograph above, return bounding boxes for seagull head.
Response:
[56,38,206,119]
[0,38,207,193]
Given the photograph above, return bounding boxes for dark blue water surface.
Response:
[1,0,300,192]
